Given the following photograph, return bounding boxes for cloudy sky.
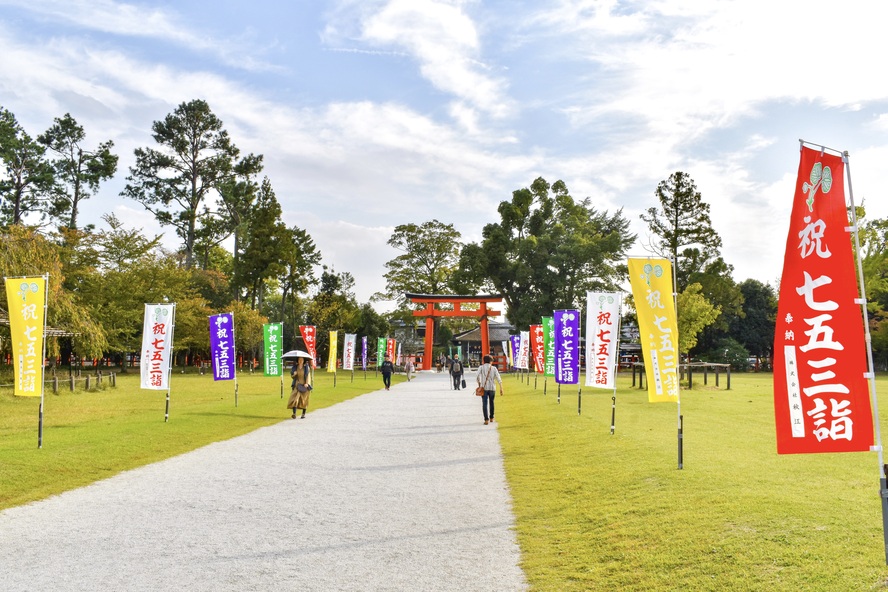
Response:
[2,0,887,310]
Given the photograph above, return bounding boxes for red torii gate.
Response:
[406,293,502,370]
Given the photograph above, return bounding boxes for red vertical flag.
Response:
[773,146,873,454]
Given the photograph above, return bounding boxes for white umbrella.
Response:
[282,349,312,360]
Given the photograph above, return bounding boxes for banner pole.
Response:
[611,294,623,435]
[232,315,238,408]
[557,383,561,404]
[671,255,683,470]
[844,151,888,563]
[164,304,176,423]
[544,376,547,395]
[577,385,581,415]
[38,274,48,448]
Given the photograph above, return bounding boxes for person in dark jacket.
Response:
[450,356,464,390]
[380,355,395,390]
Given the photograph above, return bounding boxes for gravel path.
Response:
[0,371,527,591]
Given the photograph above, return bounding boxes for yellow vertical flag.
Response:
[5,277,47,397]
[328,330,338,372]
[628,258,679,402]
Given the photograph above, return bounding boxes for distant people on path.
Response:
[380,355,395,390]
[450,356,464,390]
[405,358,414,381]
[287,358,313,419]
[476,355,504,425]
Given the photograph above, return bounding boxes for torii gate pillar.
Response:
[406,293,503,370]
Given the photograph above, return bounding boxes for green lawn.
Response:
[497,371,888,591]
[3,369,888,590]
[0,368,399,509]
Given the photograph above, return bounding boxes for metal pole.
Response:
[577,386,581,415]
[845,150,888,563]
[38,274,48,448]
[610,395,616,435]
[557,383,561,404]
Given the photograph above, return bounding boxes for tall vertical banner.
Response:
[387,338,396,363]
[773,146,873,454]
[328,331,338,371]
[501,341,511,367]
[517,331,530,369]
[209,313,235,381]
[554,310,580,384]
[530,324,545,373]
[628,258,679,402]
[361,336,368,371]
[542,316,555,377]
[377,337,387,365]
[586,292,622,389]
[510,335,521,369]
[343,333,356,371]
[263,323,283,377]
[141,303,174,390]
[299,325,317,367]
[6,277,47,397]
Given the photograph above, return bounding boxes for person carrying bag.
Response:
[475,355,503,425]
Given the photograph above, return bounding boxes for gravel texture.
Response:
[0,371,528,591]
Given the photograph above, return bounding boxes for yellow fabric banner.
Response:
[5,277,46,397]
[328,330,338,372]
[628,259,679,402]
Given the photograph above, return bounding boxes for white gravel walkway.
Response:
[0,371,527,592]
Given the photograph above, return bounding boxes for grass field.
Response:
[3,369,888,590]
[0,368,401,510]
[497,371,888,591]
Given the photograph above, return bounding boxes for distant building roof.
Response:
[452,320,515,343]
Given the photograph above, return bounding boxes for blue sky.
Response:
[2,0,887,309]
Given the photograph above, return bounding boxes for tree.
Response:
[233,178,292,309]
[0,225,107,359]
[676,282,720,355]
[456,177,634,329]
[0,107,55,226]
[278,226,321,324]
[728,279,776,359]
[122,99,262,269]
[308,267,360,366]
[377,220,462,303]
[38,113,118,231]
[641,171,722,288]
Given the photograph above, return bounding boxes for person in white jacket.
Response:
[476,355,504,425]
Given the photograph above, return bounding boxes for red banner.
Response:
[529,324,545,373]
[773,146,873,454]
[386,338,396,364]
[299,325,317,367]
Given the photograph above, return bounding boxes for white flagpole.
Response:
[231,311,238,407]
[671,255,683,470]
[164,304,176,423]
[611,293,623,435]
[844,150,888,564]
[38,274,48,448]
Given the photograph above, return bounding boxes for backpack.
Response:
[452,361,462,373]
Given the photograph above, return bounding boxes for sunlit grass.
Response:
[0,368,399,510]
[497,371,888,591]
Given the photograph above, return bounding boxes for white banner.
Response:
[141,304,175,390]
[516,331,530,369]
[342,333,357,371]
[585,292,621,389]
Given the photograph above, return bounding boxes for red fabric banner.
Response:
[529,324,545,373]
[299,325,317,367]
[773,146,873,454]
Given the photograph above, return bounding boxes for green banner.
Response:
[263,323,283,376]
[542,316,555,377]
[377,337,387,366]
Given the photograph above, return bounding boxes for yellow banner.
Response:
[328,330,338,372]
[5,277,46,397]
[628,259,679,402]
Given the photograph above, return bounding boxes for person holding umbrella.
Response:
[285,352,313,419]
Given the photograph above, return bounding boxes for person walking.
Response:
[286,357,313,419]
[380,354,395,390]
[476,355,504,425]
[450,355,464,390]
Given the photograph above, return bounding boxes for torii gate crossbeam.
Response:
[406,293,502,370]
